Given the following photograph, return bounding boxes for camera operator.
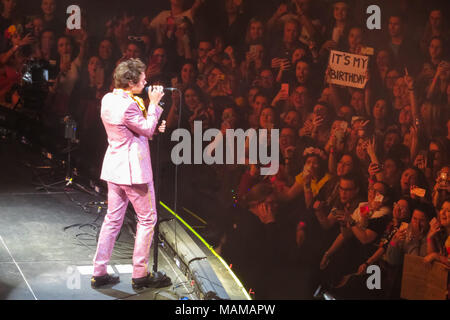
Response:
[42,29,87,128]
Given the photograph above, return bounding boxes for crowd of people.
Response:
[0,0,449,299]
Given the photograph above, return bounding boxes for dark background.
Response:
[12,0,450,38]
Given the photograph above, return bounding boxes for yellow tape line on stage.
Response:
[160,201,251,300]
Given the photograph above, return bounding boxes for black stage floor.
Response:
[0,139,196,300]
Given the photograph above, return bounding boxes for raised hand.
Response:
[414,153,427,171]
[20,33,35,46]
[255,202,275,224]
[299,120,314,137]
[312,114,324,129]
[271,58,283,69]
[368,162,381,178]
[273,87,289,104]
[427,217,441,239]
[303,164,312,184]
[279,59,291,71]
[404,74,415,90]
[294,0,304,16]
[436,61,449,77]
[275,3,288,18]
[392,228,407,242]
[12,33,33,48]
[366,136,377,161]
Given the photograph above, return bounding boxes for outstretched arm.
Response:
[320,233,347,270]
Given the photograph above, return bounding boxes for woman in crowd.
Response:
[97,38,116,86]
[425,199,450,269]
[43,31,87,123]
[166,83,206,131]
[173,59,198,90]
[319,0,352,58]
[371,98,392,137]
[420,9,449,58]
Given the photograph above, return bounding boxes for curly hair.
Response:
[113,58,146,89]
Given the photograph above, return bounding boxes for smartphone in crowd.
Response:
[249,45,258,57]
[360,46,374,56]
[334,121,348,142]
[410,186,426,198]
[399,222,409,231]
[440,171,448,188]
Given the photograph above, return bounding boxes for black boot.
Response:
[132,272,172,290]
[91,274,120,288]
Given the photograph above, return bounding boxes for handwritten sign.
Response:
[327,50,369,89]
[401,254,448,300]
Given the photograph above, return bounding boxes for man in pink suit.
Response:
[91,58,168,290]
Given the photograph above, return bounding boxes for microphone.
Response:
[144,86,177,94]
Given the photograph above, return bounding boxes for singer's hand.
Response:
[158,120,166,133]
[148,85,165,106]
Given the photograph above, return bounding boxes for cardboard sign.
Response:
[327,50,369,89]
[400,254,448,300]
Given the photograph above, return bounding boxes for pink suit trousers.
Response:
[93,182,157,279]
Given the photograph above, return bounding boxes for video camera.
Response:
[22,59,58,85]
[18,59,58,111]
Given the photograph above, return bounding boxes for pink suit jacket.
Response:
[100,89,163,185]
